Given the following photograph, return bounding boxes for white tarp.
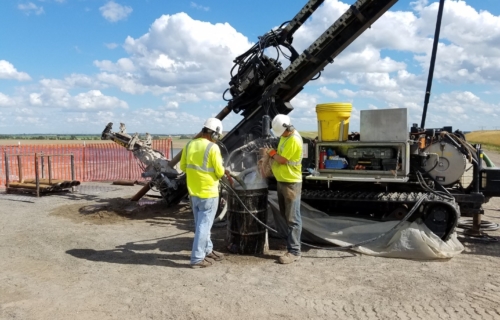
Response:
[268,192,464,260]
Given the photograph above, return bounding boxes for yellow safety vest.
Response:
[271,131,303,183]
[180,138,225,198]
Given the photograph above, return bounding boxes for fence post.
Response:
[71,153,75,192]
[17,155,23,183]
[35,153,40,197]
[5,152,9,188]
[48,156,52,185]
[170,138,173,160]
[82,141,86,182]
[128,151,132,180]
[41,152,45,179]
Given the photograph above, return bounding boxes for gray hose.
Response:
[219,180,429,252]
[225,141,258,168]
[230,174,247,190]
[214,199,228,222]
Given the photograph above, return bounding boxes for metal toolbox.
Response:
[347,147,395,159]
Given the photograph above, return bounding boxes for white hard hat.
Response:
[271,114,291,137]
[203,118,223,134]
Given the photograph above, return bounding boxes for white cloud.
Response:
[97,111,114,118]
[93,12,251,97]
[338,89,356,98]
[0,93,17,107]
[3,1,500,133]
[433,91,498,116]
[105,43,119,49]
[64,74,96,88]
[126,108,204,132]
[318,87,338,99]
[94,58,136,73]
[161,100,179,110]
[191,2,210,11]
[99,1,132,22]
[22,79,129,111]
[292,0,500,87]
[282,0,500,132]
[0,60,32,81]
[15,116,42,124]
[96,72,174,95]
[65,112,117,125]
[66,113,89,123]
[73,90,128,110]
[18,2,44,15]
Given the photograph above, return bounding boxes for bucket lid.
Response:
[316,103,352,112]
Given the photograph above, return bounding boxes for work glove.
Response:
[224,169,234,188]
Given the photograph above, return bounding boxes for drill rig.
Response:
[103,0,500,240]
[101,122,187,205]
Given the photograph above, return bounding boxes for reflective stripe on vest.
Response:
[185,140,215,172]
[279,131,302,166]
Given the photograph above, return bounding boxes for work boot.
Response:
[206,250,225,261]
[190,258,214,268]
[278,252,301,264]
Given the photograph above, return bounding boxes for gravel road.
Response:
[1,152,500,320]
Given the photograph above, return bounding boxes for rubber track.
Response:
[301,190,460,240]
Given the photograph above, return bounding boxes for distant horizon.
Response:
[1,129,500,137]
[0,133,193,136]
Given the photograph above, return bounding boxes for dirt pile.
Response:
[50,197,191,225]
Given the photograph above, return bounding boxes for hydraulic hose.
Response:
[214,199,228,223]
[225,141,258,168]
[458,219,500,231]
[220,180,430,252]
[483,152,496,168]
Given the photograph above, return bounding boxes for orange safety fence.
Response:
[0,139,172,187]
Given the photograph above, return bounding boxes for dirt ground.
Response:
[1,153,500,320]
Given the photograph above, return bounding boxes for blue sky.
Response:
[1,0,499,134]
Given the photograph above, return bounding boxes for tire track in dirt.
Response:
[284,293,500,319]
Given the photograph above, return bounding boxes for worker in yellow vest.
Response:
[180,118,229,268]
[267,114,303,264]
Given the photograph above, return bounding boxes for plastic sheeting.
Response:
[268,192,464,260]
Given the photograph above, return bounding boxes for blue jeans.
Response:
[190,196,218,264]
[275,182,302,255]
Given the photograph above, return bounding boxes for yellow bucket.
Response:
[316,103,352,141]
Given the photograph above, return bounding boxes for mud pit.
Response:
[50,198,191,225]
[1,152,500,320]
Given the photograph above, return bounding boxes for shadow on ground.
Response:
[65,228,283,268]
[459,235,500,258]
[67,233,196,268]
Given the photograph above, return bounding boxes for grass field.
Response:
[2,130,497,151]
[170,137,189,148]
[465,130,500,152]
[299,131,318,139]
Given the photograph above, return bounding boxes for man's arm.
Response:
[210,145,225,179]
[271,153,289,165]
[269,135,301,165]
[180,146,187,172]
